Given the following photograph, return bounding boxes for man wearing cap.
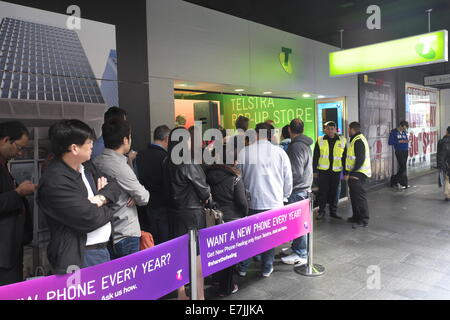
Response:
[313,121,347,220]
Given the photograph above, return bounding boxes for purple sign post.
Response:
[198,200,311,277]
[0,235,190,300]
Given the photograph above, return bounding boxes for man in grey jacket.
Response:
[281,119,314,265]
[94,118,149,259]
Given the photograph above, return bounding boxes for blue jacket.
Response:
[388,129,409,151]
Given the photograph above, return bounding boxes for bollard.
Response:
[188,228,198,300]
[294,193,325,277]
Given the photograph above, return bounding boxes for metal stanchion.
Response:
[188,228,198,300]
[294,193,325,277]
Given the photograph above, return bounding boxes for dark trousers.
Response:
[148,207,170,245]
[348,176,369,224]
[0,262,23,286]
[318,171,341,215]
[0,248,23,286]
[392,150,408,187]
[138,206,170,246]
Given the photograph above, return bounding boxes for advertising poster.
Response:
[405,83,440,175]
[199,200,311,277]
[0,235,190,300]
[359,72,396,186]
[0,1,119,135]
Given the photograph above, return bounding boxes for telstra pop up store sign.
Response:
[329,30,448,77]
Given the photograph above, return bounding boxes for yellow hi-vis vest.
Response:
[317,135,347,172]
[346,134,372,178]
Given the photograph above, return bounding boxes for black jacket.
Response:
[163,161,211,211]
[206,165,248,221]
[345,133,368,179]
[37,159,122,274]
[0,159,33,269]
[437,135,450,175]
[136,143,168,209]
[287,135,314,192]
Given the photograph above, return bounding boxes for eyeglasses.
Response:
[13,141,26,152]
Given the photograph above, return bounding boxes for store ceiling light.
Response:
[303,93,311,98]
[263,91,273,95]
[234,89,245,92]
[318,95,326,98]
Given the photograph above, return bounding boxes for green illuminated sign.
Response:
[222,95,316,142]
[280,47,293,74]
[329,30,448,77]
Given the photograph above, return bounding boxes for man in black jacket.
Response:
[344,122,372,229]
[136,125,171,245]
[437,126,450,200]
[0,122,37,286]
[37,120,121,274]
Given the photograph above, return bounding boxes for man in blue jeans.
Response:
[237,122,293,278]
[389,121,410,189]
[94,118,149,258]
[281,119,313,265]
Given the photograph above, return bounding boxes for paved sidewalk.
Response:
[206,172,450,300]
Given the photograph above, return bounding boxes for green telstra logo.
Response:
[415,34,438,59]
[280,47,293,74]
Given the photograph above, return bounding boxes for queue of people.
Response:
[0,110,374,300]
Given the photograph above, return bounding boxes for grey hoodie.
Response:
[286,134,314,193]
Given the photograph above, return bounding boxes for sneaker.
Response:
[330,214,342,220]
[237,270,246,277]
[281,247,294,256]
[316,211,325,220]
[281,253,304,265]
[352,222,368,229]
[294,257,308,266]
[262,267,274,278]
[294,258,308,267]
[217,284,239,297]
[347,217,357,223]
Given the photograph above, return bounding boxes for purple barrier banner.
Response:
[0,235,189,300]
[199,199,311,277]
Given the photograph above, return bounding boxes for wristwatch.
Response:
[98,195,107,205]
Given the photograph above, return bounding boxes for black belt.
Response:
[86,242,109,250]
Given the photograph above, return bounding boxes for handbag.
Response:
[140,231,155,250]
[205,201,224,228]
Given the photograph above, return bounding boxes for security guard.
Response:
[344,122,371,229]
[313,121,347,220]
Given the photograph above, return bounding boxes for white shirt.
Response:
[79,164,112,246]
[237,140,293,210]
